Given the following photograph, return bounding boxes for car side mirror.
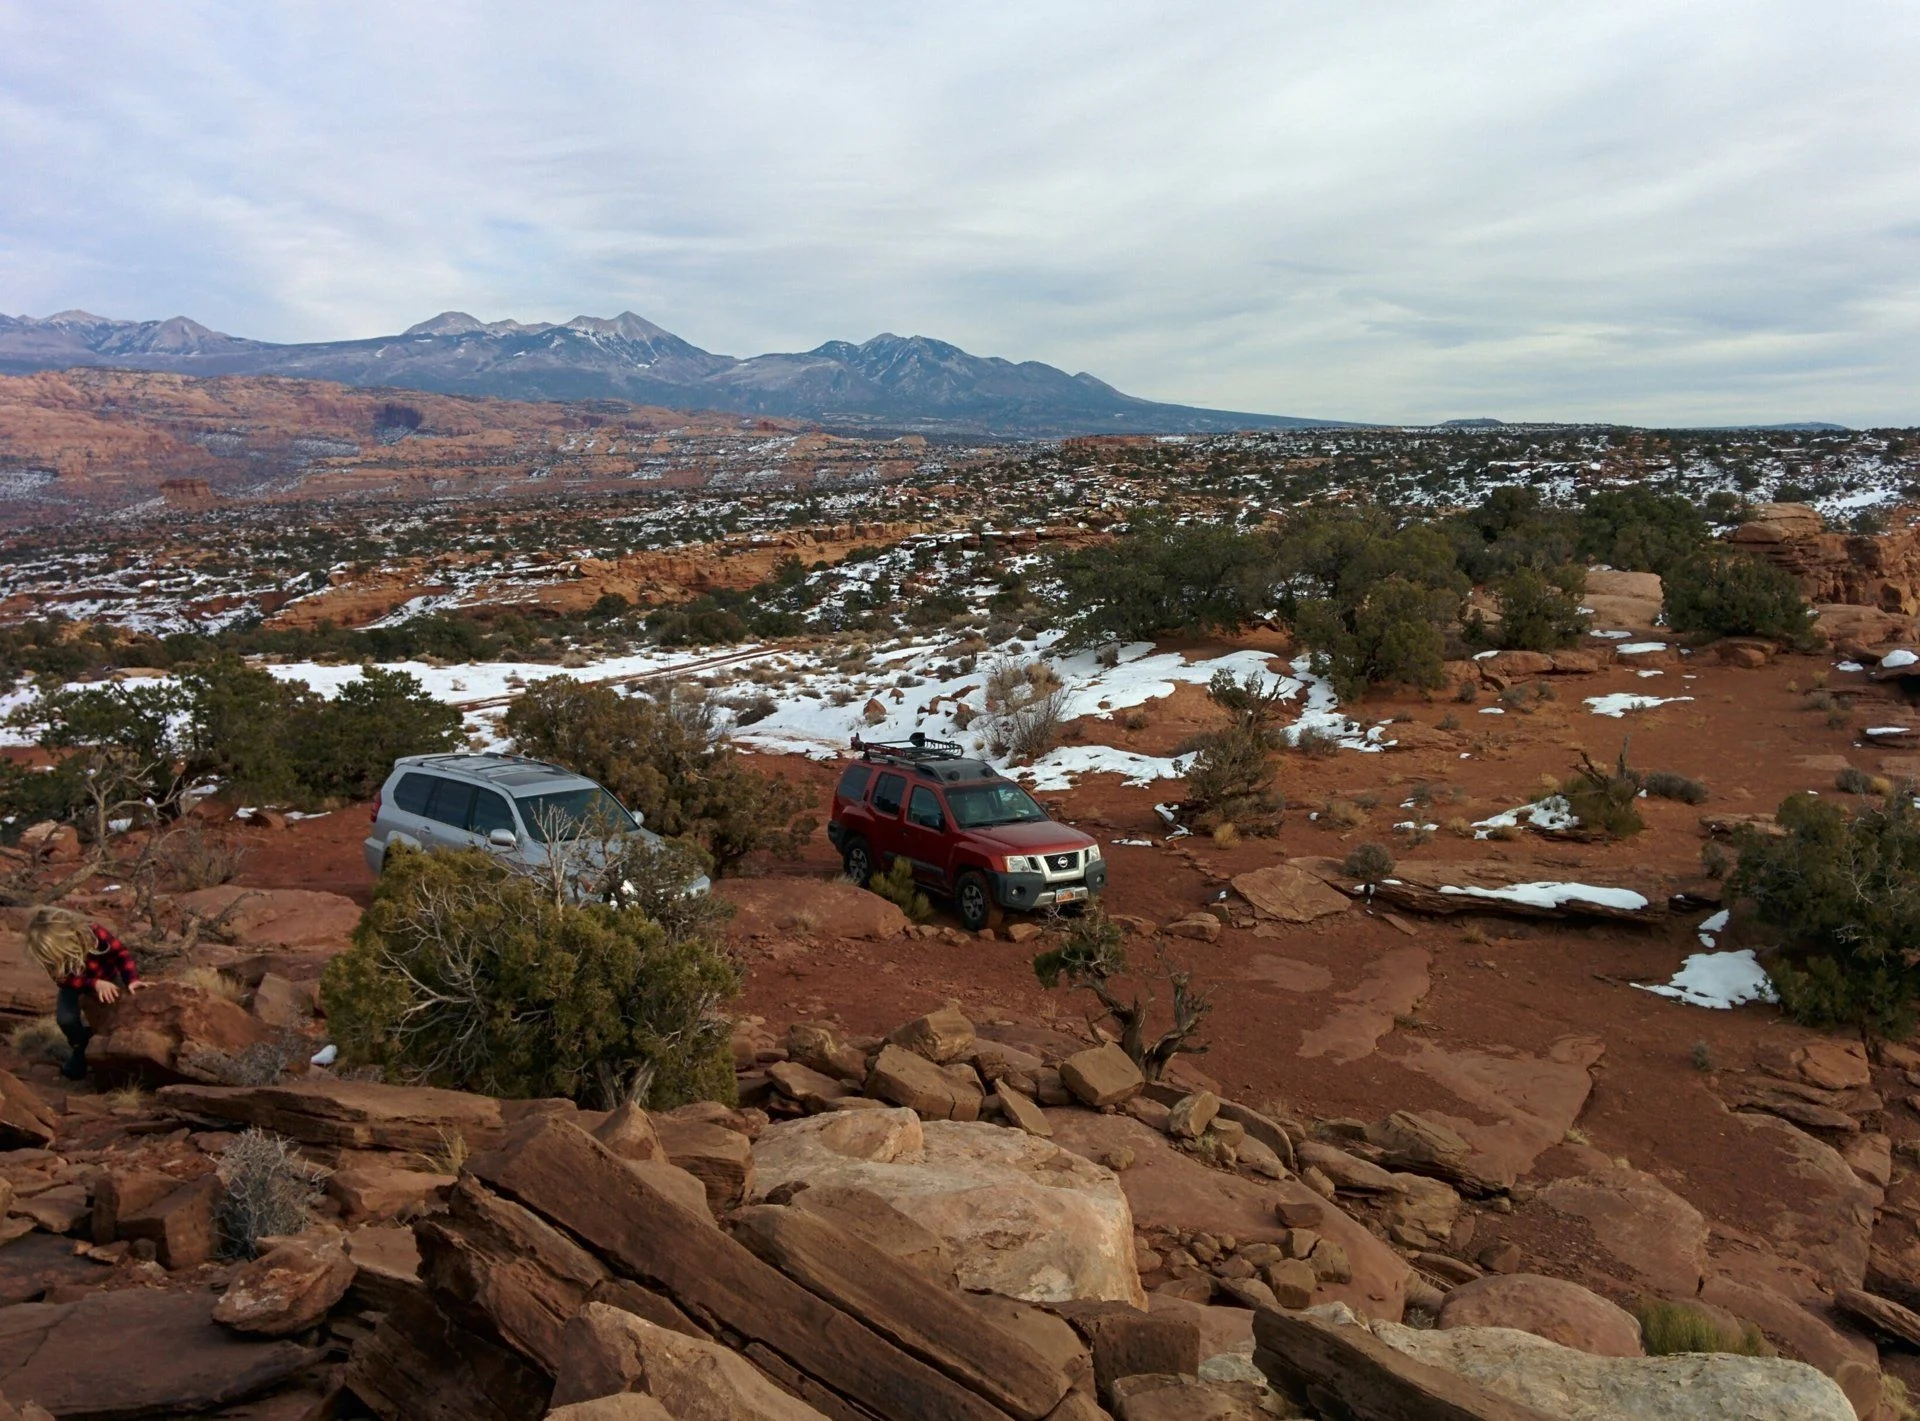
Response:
[488,828,517,848]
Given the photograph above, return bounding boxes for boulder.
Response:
[1295,1140,1399,1194]
[0,1288,322,1417]
[1534,1164,1708,1297]
[213,1235,356,1336]
[1795,1040,1872,1091]
[784,1022,870,1082]
[10,1185,88,1235]
[1834,1286,1920,1348]
[789,1185,957,1286]
[17,823,81,862]
[888,1008,976,1063]
[0,1071,57,1151]
[1167,1092,1219,1140]
[1108,1374,1275,1420]
[1163,914,1221,942]
[652,1116,755,1212]
[547,1398,675,1421]
[752,1111,1144,1306]
[117,1173,221,1269]
[1048,1300,1199,1405]
[345,1290,551,1421]
[768,1061,851,1112]
[158,1078,532,1152]
[719,878,909,942]
[866,1045,984,1121]
[92,1166,187,1243]
[249,972,315,1029]
[1361,1311,1856,1421]
[1046,1111,1407,1322]
[1060,1044,1144,1109]
[84,982,282,1086]
[327,1164,456,1222]
[551,1303,831,1419]
[732,1205,1074,1418]
[173,885,362,949]
[0,931,57,1018]
[1383,1174,1462,1250]
[1438,1274,1643,1357]
[995,1084,1052,1138]
[593,1101,663,1161]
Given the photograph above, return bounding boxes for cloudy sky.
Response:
[2,1,1916,425]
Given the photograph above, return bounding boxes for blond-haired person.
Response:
[24,907,145,1080]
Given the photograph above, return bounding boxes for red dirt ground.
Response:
[232,638,1920,1355]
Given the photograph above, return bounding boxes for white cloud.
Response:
[1,0,1917,424]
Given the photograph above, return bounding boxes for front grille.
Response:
[1046,851,1080,872]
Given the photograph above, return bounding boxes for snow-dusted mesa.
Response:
[1585,693,1695,718]
[1437,881,1649,912]
[1636,949,1777,1010]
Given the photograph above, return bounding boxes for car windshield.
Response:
[946,782,1048,829]
[514,786,638,843]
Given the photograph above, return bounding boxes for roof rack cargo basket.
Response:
[853,732,966,763]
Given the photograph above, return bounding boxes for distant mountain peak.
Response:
[0,307,1336,436]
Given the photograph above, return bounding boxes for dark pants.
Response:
[55,985,92,1080]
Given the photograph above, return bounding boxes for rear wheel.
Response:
[955,870,994,932]
[842,835,874,887]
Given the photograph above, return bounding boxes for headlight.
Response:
[1085,843,1103,862]
[1003,854,1040,873]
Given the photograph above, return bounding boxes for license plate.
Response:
[1054,886,1089,903]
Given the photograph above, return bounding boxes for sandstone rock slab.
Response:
[753,1111,1144,1306]
[1437,1274,1643,1358]
[1233,863,1351,923]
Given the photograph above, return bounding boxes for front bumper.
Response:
[990,858,1108,912]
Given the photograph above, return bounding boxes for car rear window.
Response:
[835,764,873,800]
[392,772,436,817]
[871,772,906,817]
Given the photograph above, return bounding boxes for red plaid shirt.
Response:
[59,926,140,992]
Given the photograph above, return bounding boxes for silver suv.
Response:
[363,753,710,897]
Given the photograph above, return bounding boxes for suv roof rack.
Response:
[853,732,966,765]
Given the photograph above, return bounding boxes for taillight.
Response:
[370,790,382,824]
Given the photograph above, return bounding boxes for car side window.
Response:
[393,772,434,817]
[836,764,873,800]
[908,786,945,830]
[470,788,516,837]
[871,772,906,817]
[424,777,475,829]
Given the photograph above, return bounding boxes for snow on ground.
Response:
[11,632,1394,790]
[1882,649,1918,669]
[1696,908,1731,948]
[1636,949,1777,1010]
[1616,642,1669,655]
[1585,693,1696,718]
[1473,796,1576,837]
[1434,881,1649,912]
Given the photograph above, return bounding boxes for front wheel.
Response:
[842,835,874,887]
[955,870,994,932]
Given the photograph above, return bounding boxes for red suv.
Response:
[828,737,1107,931]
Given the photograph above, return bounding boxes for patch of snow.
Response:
[1473,796,1575,837]
[1014,745,1189,791]
[1635,950,1777,1010]
[1636,669,1664,678]
[1837,661,1865,673]
[1865,726,1913,737]
[1586,693,1695,718]
[310,1044,339,1067]
[1616,642,1668,655]
[1478,706,1505,715]
[1111,839,1154,847]
[1471,650,1500,661]
[1882,649,1918,669]
[1590,630,1632,640]
[1437,881,1649,911]
[1696,907,1731,947]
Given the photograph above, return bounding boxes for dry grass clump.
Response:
[1210,824,1241,848]
[1342,842,1396,884]
[178,966,248,1002]
[8,1017,68,1064]
[1324,799,1369,830]
[216,1128,330,1258]
[1631,1299,1768,1357]
[1643,770,1708,804]
[1445,816,1474,838]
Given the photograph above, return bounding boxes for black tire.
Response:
[955,870,993,932]
[842,835,874,887]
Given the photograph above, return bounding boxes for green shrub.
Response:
[321,848,739,1107]
[1631,1299,1768,1357]
[1343,842,1396,883]
[1662,551,1814,641]
[1728,793,1920,1037]
[1490,566,1588,651]
[289,667,462,800]
[868,857,932,923]
[1836,766,1876,795]
[1561,746,1645,839]
[1182,671,1286,833]
[505,677,815,875]
[1051,512,1281,644]
[1576,489,1709,575]
[1643,770,1707,804]
[1296,577,1455,700]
